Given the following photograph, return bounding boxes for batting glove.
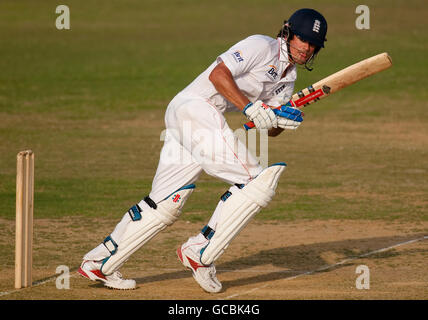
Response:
[243,100,278,130]
[273,102,304,130]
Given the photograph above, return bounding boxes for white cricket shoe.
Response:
[78,260,137,290]
[177,242,222,293]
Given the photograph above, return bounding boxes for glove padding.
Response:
[273,102,304,130]
[243,101,278,130]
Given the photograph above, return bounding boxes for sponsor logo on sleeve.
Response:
[232,51,244,63]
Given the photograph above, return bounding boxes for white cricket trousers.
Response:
[148,93,263,203]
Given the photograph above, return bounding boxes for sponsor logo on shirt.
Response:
[266,65,278,81]
[274,84,286,95]
[232,51,244,63]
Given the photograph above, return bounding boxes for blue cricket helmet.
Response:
[287,8,327,48]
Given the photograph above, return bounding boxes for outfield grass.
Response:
[0,0,426,222]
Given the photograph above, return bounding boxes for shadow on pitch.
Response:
[133,233,426,289]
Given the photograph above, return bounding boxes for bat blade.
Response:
[244,52,392,130]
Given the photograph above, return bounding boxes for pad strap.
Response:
[144,196,157,209]
[201,225,215,240]
[128,204,142,221]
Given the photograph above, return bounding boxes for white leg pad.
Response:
[200,163,286,265]
[85,184,195,275]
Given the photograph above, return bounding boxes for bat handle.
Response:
[243,122,255,130]
[243,104,284,130]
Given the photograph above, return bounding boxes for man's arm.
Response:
[208,61,250,111]
[209,60,278,131]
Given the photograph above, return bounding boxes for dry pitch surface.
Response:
[1,218,427,300]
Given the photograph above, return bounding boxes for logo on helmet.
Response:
[312,19,321,33]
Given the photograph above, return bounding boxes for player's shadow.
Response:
[134,233,426,290]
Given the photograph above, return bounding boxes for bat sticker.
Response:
[322,85,331,94]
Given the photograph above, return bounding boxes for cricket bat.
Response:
[244,52,392,130]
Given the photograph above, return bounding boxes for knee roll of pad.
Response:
[200,163,286,265]
[100,184,195,275]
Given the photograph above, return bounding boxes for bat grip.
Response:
[243,105,283,130]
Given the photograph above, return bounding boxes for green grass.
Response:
[0,0,427,222]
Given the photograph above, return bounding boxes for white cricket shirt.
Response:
[180,34,297,113]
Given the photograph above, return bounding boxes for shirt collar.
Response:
[277,38,297,80]
[277,37,289,62]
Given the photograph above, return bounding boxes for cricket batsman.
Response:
[79,8,328,292]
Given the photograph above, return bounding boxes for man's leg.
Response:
[79,115,203,289]
[172,98,286,293]
[79,182,195,290]
[200,162,286,265]
[177,163,286,292]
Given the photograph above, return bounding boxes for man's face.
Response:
[288,35,317,65]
